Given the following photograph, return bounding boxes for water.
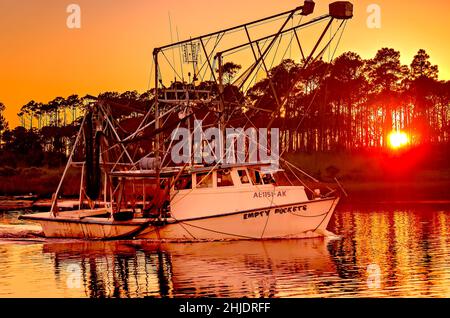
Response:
[0,204,448,298]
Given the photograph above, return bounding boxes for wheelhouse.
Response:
[106,163,279,218]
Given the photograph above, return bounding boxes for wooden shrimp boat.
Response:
[24,163,339,240]
[21,1,352,241]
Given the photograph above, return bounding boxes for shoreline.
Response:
[339,180,450,203]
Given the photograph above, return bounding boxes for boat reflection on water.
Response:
[42,239,337,298]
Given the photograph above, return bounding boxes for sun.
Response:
[388,131,410,149]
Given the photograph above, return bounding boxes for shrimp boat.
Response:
[24,162,340,240]
[22,1,352,240]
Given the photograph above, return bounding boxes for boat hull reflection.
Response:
[42,239,335,298]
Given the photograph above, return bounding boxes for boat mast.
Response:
[50,113,87,216]
[217,52,225,154]
[154,48,162,217]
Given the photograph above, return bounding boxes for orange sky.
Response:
[1,0,449,127]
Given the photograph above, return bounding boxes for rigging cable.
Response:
[287,19,348,154]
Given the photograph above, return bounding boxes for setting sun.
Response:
[388,131,410,149]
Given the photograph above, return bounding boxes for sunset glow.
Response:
[388,131,410,149]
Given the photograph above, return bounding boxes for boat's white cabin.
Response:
[107,164,310,220]
[169,165,309,220]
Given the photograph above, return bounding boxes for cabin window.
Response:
[249,170,263,185]
[238,169,251,185]
[262,173,276,185]
[174,176,192,190]
[196,173,213,188]
[217,170,234,187]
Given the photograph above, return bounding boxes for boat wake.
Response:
[316,229,341,240]
[275,229,341,240]
[0,224,44,240]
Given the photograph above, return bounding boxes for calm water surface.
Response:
[0,204,449,298]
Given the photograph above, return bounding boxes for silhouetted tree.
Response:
[407,49,440,143]
[0,102,8,146]
[365,48,408,147]
[1,127,44,166]
[220,62,242,84]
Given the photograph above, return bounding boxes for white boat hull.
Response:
[21,209,147,240]
[138,197,339,240]
[23,198,339,241]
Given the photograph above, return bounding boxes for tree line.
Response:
[243,48,449,152]
[0,91,152,167]
[0,47,448,168]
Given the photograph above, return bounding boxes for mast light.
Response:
[301,0,315,16]
[329,1,354,19]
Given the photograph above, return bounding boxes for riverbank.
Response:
[339,180,450,203]
[287,147,450,202]
[0,167,80,197]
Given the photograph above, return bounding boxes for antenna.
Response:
[182,40,201,83]
[168,12,177,78]
[176,27,185,82]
